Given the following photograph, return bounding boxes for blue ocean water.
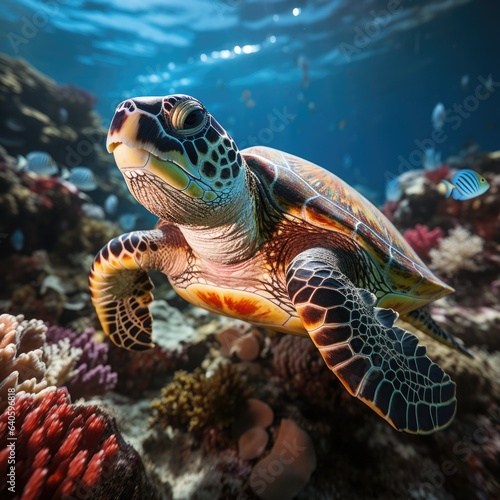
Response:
[1,0,499,202]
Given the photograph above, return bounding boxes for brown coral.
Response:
[150,364,253,433]
[272,334,340,406]
[0,314,49,412]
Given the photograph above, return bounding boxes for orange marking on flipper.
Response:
[223,295,268,317]
[196,290,224,309]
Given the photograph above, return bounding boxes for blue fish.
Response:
[10,229,24,251]
[81,203,105,220]
[385,177,402,202]
[104,194,118,215]
[25,151,58,176]
[432,102,446,130]
[118,213,138,231]
[68,167,97,191]
[440,169,490,200]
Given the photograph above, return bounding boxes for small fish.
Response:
[10,228,24,251]
[297,55,309,88]
[118,213,139,231]
[25,151,58,176]
[104,194,119,215]
[81,203,105,219]
[423,148,442,171]
[342,153,352,170]
[58,107,68,124]
[460,74,469,90]
[440,169,490,200]
[385,177,402,202]
[431,102,446,130]
[67,167,97,191]
[5,118,26,132]
[15,155,27,172]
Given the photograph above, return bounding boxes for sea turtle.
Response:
[90,94,470,434]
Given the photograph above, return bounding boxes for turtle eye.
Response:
[170,99,207,135]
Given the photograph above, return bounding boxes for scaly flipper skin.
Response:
[89,230,162,350]
[286,248,457,434]
[402,307,472,358]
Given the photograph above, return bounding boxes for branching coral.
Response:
[45,325,117,399]
[403,224,443,260]
[150,364,253,433]
[0,388,161,499]
[0,314,116,413]
[0,314,50,412]
[43,338,82,388]
[429,226,484,277]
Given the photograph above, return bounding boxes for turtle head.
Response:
[107,94,247,225]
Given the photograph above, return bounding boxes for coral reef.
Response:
[150,364,253,433]
[0,388,162,499]
[432,304,500,351]
[249,418,316,500]
[0,314,50,412]
[0,55,106,166]
[429,226,484,277]
[45,325,117,400]
[0,313,117,416]
[403,223,443,260]
[1,55,499,499]
[272,334,340,407]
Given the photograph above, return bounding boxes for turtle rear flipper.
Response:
[402,307,472,358]
[286,248,457,434]
[89,230,162,351]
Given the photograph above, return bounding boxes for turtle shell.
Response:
[243,146,453,314]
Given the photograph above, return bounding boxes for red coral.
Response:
[380,200,399,222]
[424,165,451,184]
[403,224,444,260]
[0,388,159,499]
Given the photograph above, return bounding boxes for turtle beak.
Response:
[107,107,143,153]
[112,143,150,169]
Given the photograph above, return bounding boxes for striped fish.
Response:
[440,169,490,200]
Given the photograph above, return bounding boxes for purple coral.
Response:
[45,325,117,399]
[403,224,444,260]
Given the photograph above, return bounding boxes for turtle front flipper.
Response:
[401,307,472,358]
[286,248,457,434]
[89,230,164,351]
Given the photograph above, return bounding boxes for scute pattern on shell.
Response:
[243,146,453,304]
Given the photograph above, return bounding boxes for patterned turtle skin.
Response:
[90,94,470,434]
